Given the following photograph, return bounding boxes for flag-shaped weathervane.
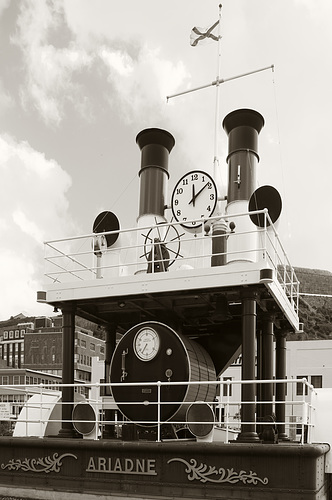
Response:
[190,20,219,46]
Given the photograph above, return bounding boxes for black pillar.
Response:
[261,316,274,418]
[103,323,117,439]
[237,290,260,442]
[275,331,289,441]
[58,303,77,438]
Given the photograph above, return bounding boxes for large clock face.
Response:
[134,327,160,361]
[171,170,218,229]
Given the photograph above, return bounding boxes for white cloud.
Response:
[13,209,44,246]
[13,0,190,129]
[0,0,10,16]
[14,0,92,125]
[0,133,73,320]
[99,47,133,77]
[98,43,190,127]
[0,79,14,113]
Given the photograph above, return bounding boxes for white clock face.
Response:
[134,328,160,361]
[171,170,218,229]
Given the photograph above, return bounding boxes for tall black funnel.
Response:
[222,109,264,263]
[136,128,175,219]
[223,109,264,205]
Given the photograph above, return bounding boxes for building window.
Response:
[15,330,19,338]
[311,375,322,389]
[90,343,95,351]
[20,329,25,337]
[9,331,14,339]
[222,377,233,397]
[4,331,8,339]
[296,376,309,396]
[81,340,86,348]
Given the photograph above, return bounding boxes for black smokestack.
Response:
[136,128,175,219]
[222,109,264,205]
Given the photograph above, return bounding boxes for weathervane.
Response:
[166,4,274,184]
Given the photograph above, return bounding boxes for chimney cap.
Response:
[136,128,175,153]
[222,108,264,135]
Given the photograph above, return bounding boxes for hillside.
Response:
[291,267,332,340]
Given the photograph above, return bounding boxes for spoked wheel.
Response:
[140,220,184,270]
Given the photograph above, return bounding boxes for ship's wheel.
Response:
[140,219,184,270]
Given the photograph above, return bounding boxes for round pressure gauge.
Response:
[134,327,160,361]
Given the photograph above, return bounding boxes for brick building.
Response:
[0,315,105,382]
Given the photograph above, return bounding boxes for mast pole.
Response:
[213,4,223,181]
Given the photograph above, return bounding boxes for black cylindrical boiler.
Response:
[110,321,216,425]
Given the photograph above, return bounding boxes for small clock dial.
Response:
[134,328,160,361]
[171,170,218,229]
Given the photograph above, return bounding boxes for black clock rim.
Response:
[171,170,218,228]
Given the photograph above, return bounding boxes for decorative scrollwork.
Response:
[167,458,268,485]
[1,453,77,474]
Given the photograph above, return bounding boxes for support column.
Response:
[237,290,260,442]
[275,330,289,441]
[261,316,274,418]
[58,302,77,438]
[257,315,277,442]
[103,323,117,439]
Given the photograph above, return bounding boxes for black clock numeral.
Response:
[177,209,181,216]
[208,182,212,189]
[201,175,205,182]
[174,199,179,206]
[182,179,188,185]
[210,194,215,200]
[191,173,198,181]
[207,205,211,212]
[176,187,183,195]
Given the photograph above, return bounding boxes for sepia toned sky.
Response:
[0,0,331,319]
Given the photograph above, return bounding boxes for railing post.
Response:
[307,383,314,444]
[301,378,308,445]
[225,379,231,443]
[39,383,44,438]
[157,381,161,442]
[103,323,117,439]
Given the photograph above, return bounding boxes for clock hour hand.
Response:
[188,184,196,207]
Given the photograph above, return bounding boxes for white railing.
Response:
[0,377,316,444]
[43,209,299,312]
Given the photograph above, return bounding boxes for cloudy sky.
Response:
[0,0,331,320]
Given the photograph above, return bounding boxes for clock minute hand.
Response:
[189,183,208,206]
